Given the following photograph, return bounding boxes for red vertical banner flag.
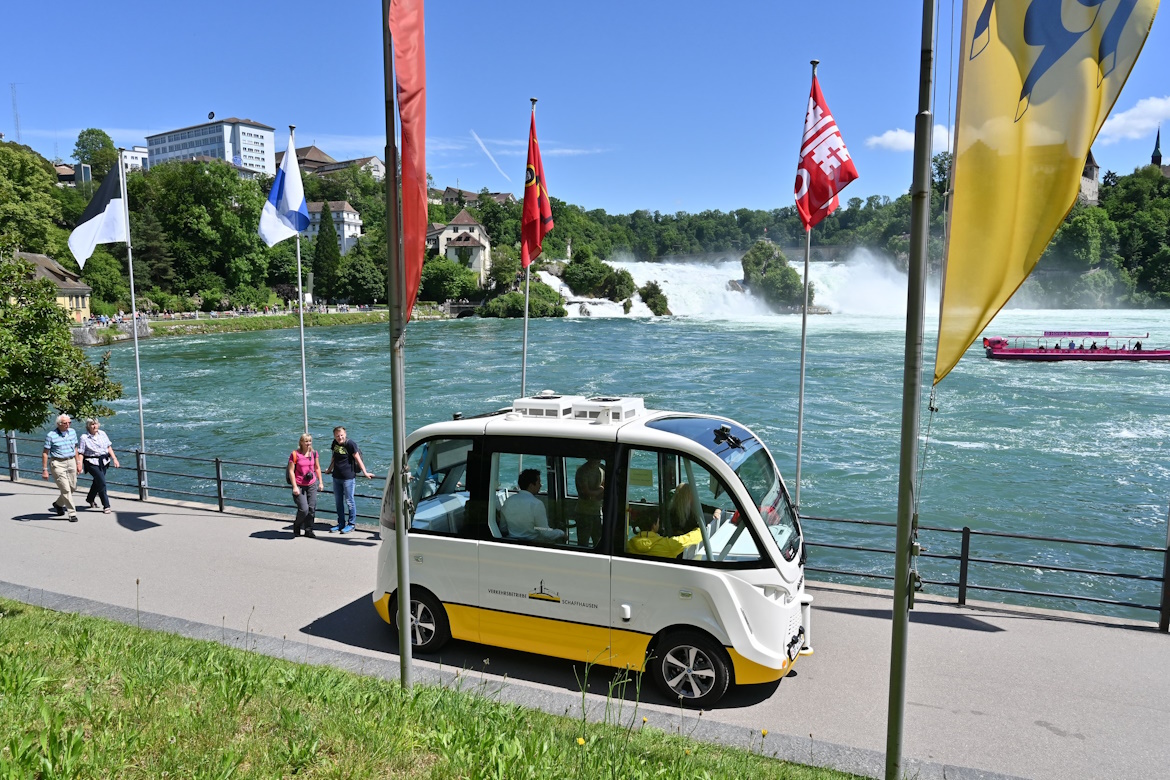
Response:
[389,0,426,321]
[521,110,554,267]
[794,76,858,231]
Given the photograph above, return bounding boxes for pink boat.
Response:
[983,331,1170,361]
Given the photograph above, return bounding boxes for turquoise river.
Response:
[81,258,1170,621]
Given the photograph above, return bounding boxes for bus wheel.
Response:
[392,589,451,653]
[649,631,730,708]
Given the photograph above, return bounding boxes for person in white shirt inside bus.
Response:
[501,469,564,543]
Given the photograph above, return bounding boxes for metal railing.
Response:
[4,434,382,527]
[6,432,1167,631]
[800,514,1170,632]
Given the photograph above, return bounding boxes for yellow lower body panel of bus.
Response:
[374,593,791,685]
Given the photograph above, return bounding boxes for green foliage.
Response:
[637,281,671,316]
[740,240,809,309]
[561,246,634,302]
[311,204,343,300]
[478,280,567,318]
[0,141,63,256]
[339,237,387,304]
[131,207,176,290]
[0,257,122,432]
[72,128,118,181]
[420,256,479,302]
[487,243,522,292]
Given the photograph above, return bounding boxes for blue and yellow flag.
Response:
[935,0,1159,383]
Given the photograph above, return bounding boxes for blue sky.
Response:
[6,1,1168,214]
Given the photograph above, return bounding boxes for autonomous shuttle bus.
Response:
[374,393,810,707]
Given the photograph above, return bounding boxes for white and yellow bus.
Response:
[375,393,810,707]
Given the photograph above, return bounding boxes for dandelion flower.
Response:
[577,737,586,746]
[642,717,648,724]
[685,749,692,755]
[762,729,768,737]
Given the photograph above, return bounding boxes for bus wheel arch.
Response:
[645,626,732,708]
[389,587,451,653]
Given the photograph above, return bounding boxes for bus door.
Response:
[478,438,616,664]
[405,437,483,642]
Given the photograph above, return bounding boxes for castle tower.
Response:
[1154,128,1163,168]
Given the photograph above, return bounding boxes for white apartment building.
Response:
[120,146,150,172]
[145,117,276,176]
[303,201,363,255]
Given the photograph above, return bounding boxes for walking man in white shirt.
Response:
[42,414,82,522]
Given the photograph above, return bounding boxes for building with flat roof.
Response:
[120,146,150,173]
[146,117,275,176]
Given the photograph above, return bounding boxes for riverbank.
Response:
[76,304,448,343]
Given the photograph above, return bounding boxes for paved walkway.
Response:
[2,479,1167,780]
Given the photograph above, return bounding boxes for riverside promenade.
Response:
[2,479,1167,780]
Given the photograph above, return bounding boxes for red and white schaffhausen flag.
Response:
[794,76,858,231]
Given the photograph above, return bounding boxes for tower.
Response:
[1154,127,1163,168]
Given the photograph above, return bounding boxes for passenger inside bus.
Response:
[500,469,565,544]
[573,459,605,546]
[627,514,702,558]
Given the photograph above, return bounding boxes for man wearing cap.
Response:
[42,414,82,522]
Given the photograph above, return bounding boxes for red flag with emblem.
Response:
[794,76,858,231]
[521,110,554,267]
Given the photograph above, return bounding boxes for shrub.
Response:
[478,281,566,318]
[637,281,671,316]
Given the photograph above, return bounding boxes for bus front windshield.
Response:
[645,417,801,562]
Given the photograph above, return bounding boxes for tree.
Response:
[637,281,671,316]
[73,129,119,181]
[478,280,566,318]
[340,239,387,304]
[82,247,129,307]
[487,243,521,291]
[740,240,807,310]
[0,256,122,432]
[0,141,63,256]
[131,208,176,290]
[312,204,343,300]
[419,256,479,302]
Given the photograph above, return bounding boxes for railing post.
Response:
[1159,545,1170,634]
[6,431,18,482]
[958,526,971,607]
[214,458,225,512]
[135,449,149,501]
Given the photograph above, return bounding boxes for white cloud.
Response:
[865,128,915,151]
[1098,96,1170,144]
[865,124,952,153]
[544,147,608,157]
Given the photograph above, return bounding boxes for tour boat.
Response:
[982,331,1170,361]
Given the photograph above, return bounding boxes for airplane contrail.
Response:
[470,129,511,182]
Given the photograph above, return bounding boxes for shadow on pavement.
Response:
[302,593,784,709]
[817,606,1005,632]
[248,528,376,546]
[113,511,162,531]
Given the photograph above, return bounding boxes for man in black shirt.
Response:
[325,426,373,533]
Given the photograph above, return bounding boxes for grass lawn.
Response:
[0,597,861,779]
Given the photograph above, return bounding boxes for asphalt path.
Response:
[3,479,1167,780]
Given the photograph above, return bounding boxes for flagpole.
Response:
[116,149,147,457]
[885,0,935,777]
[383,0,413,690]
[290,125,309,435]
[793,60,818,514]
[520,97,537,399]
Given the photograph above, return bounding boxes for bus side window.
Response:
[404,438,477,537]
[624,449,662,551]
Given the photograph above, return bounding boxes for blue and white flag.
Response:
[258,136,310,247]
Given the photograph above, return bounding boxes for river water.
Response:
[91,254,1170,620]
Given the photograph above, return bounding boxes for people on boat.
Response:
[1135,341,1142,351]
[1090,341,1098,350]
[1069,340,1076,350]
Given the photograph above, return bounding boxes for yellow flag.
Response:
[934,0,1159,384]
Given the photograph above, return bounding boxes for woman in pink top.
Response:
[287,433,324,538]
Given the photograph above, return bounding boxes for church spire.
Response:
[1155,127,1163,167]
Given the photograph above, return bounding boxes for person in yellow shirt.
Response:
[627,483,717,558]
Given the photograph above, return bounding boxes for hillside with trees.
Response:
[3,133,1169,314]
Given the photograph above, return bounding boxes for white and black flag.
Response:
[67,165,127,269]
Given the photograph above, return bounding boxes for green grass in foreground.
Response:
[147,305,445,337]
[0,598,860,779]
